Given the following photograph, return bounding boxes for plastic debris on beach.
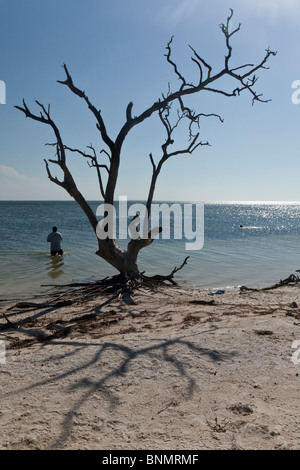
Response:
[208,289,225,296]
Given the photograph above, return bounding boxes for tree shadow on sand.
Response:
[2,325,237,449]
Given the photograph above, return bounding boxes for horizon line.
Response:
[1,199,300,205]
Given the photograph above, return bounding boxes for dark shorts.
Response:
[51,249,63,256]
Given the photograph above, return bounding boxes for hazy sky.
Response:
[1,0,300,202]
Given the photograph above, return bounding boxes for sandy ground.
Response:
[0,281,300,450]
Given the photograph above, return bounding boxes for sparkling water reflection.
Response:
[0,201,299,301]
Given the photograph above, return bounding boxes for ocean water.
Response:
[0,201,300,301]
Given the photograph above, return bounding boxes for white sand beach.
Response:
[0,283,300,450]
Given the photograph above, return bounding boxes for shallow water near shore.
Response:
[0,200,299,301]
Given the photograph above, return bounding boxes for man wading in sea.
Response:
[47,226,63,256]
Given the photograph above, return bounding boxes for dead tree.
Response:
[16,10,276,282]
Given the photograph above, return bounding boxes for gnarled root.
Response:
[40,256,190,304]
[141,256,190,286]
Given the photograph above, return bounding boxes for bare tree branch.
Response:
[126,101,134,122]
[219,8,242,70]
[44,158,65,188]
[15,100,99,232]
[57,63,115,152]
[62,144,109,198]
[144,105,209,218]
[189,45,212,84]
[100,149,112,163]
[165,36,190,89]
[148,153,156,172]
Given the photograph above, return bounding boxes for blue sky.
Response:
[0,0,300,202]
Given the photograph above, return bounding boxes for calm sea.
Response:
[0,201,300,302]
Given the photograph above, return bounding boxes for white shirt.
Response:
[47,232,62,251]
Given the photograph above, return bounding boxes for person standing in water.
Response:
[47,226,63,256]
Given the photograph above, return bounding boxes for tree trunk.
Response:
[96,238,141,279]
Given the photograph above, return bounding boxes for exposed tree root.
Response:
[0,257,190,338]
[1,257,190,330]
[44,255,189,298]
[141,256,190,286]
[0,312,14,330]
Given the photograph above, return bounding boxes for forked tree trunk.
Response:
[96,240,139,279]
[96,232,154,279]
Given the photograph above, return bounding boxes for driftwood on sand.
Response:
[240,273,300,293]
